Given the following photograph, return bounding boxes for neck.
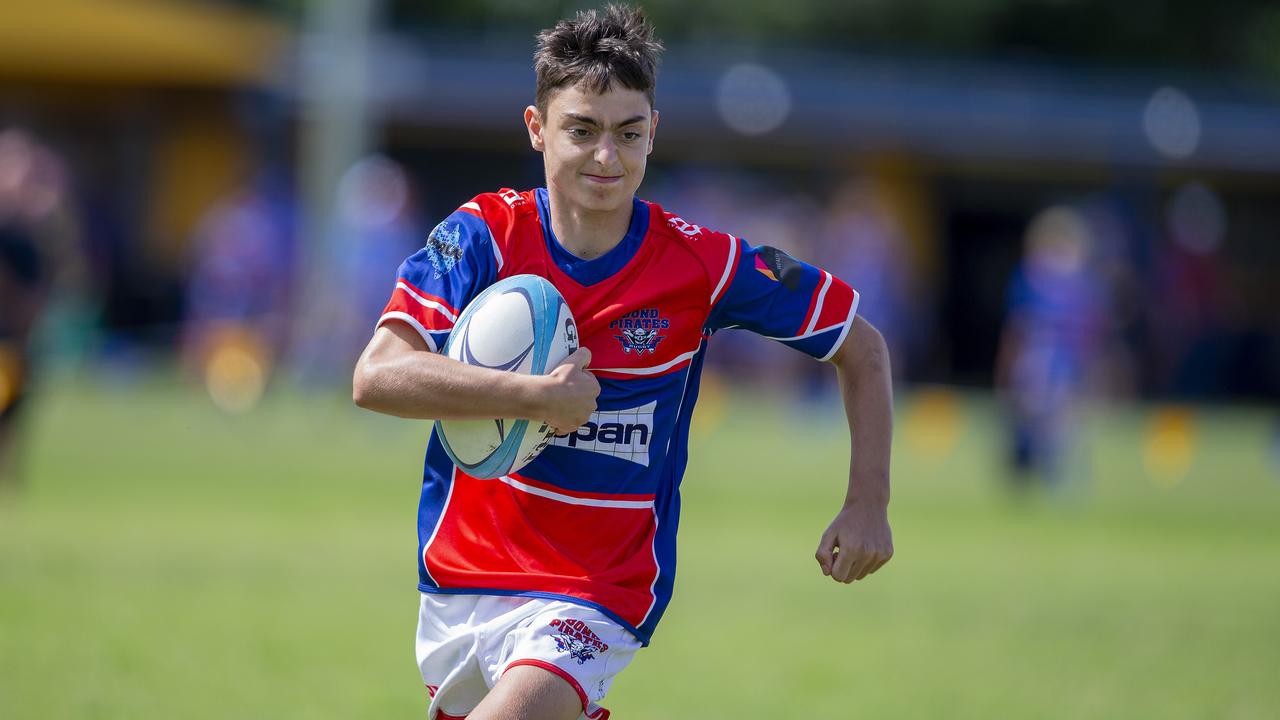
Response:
[546,187,633,260]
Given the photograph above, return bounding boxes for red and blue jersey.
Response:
[378,187,859,645]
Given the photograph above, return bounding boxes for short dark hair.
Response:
[533,4,664,115]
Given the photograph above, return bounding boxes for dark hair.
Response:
[533,4,664,115]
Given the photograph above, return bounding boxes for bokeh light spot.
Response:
[1143,86,1200,160]
[1143,406,1196,488]
[716,63,792,136]
[203,329,269,415]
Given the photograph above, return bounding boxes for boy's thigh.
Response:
[483,600,641,717]
[467,664,582,720]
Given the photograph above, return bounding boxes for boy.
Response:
[353,6,893,719]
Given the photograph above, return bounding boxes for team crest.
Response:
[611,308,670,355]
[424,221,463,278]
[616,327,665,354]
[549,618,609,665]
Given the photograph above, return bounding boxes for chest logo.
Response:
[551,402,655,467]
[611,308,669,355]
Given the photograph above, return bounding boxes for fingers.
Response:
[822,538,894,583]
[815,532,836,576]
[830,542,857,583]
[564,347,592,371]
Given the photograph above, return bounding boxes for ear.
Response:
[647,109,660,155]
[524,105,546,152]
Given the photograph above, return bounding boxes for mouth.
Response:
[583,173,623,184]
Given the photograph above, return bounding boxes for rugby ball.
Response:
[435,274,578,479]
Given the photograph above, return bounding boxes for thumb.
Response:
[815,532,836,576]
[564,347,592,371]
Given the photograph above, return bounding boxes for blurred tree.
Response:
[363,0,1280,81]
[217,0,1280,80]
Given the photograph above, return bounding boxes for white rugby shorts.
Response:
[415,593,642,720]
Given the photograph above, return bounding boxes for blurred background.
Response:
[2,1,1278,718]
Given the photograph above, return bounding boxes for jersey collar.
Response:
[535,187,650,287]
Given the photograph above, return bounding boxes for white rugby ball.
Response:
[436,274,578,479]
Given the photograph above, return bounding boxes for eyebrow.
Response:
[562,113,648,130]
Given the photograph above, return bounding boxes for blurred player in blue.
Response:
[996,206,1104,489]
[353,5,894,718]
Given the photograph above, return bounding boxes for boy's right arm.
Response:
[352,322,598,434]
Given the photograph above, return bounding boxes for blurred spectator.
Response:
[822,178,911,384]
[995,206,1104,489]
[182,170,295,414]
[1153,181,1230,398]
[0,127,86,487]
[291,154,423,383]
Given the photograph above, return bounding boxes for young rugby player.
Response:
[353,5,894,718]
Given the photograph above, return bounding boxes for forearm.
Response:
[834,320,893,507]
[354,347,547,421]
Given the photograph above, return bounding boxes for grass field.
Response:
[2,373,1278,718]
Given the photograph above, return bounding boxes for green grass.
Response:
[2,374,1277,718]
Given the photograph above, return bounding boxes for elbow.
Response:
[837,317,891,383]
[834,316,888,367]
[351,361,377,409]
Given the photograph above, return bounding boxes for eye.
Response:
[568,127,591,139]
[622,131,643,142]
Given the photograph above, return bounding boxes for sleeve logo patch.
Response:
[424,221,463,278]
[756,246,803,290]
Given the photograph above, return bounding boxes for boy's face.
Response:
[525,83,658,214]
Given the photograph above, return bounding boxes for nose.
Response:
[593,136,618,169]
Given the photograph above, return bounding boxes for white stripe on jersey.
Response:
[397,281,459,323]
[377,311,440,353]
[763,321,844,342]
[596,349,699,376]
[802,270,833,335]
[709,235,739,306]
[458,202,504,272]
[498,475,655,509]
[818,290,860,362]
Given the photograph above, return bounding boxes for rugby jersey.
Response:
[378,187,859,645]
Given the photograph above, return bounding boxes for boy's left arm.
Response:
[815,314,894,583]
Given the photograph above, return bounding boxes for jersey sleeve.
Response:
[376,205,499,352]
[707,238,860,361]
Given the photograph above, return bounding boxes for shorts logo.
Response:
[551,402,655,467]
[611,308,669,355]
[424,221,463,278]
[549,618,609,665]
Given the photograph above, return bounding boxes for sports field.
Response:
[2,374,1277,719]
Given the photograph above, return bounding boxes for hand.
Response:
[540,348,599,434]
[815,501,893,584]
